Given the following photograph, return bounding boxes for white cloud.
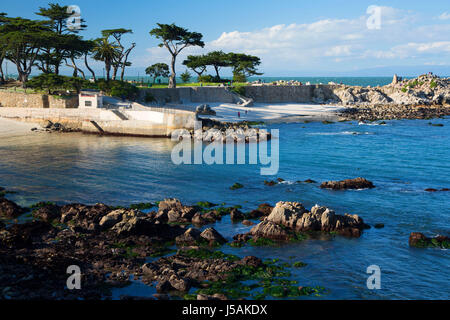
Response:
[438,12,450,20]
[140,6,450,74]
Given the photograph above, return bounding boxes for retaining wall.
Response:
[0,107,196,137]
[0,91,78,108]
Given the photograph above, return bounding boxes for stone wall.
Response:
[0,91,78,109]
[243,85,340,103]
[140,85,342,104]
[140,87,238,104]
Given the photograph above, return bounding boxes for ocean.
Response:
[0,118,448,299]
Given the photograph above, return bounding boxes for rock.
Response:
[242,220,254,226]
[230,208,245,222]
[99,209,124,229]
[425,188,438,192]
[303,179,317,184]
[158,198,197,223]
[250,220,292,241]
[239,256,263,268]
[251,201,369,240]
[200,228,227,245]
[320,177,375,190]
[247,203,273,219]
[264,180,277,186]
[175,228,202,245]
[156,280,173,293]
[0,198,25,218]
[60,203,111,232]
[409,232,449,248]
[169,275,191,292]
[32,204,61,222]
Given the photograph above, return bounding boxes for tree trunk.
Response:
[214,66,220,80]
[0,60,5,83]
[105,63,111,82]
[85,54,96,82]
[112,65,118,81]
[169,55,177,88]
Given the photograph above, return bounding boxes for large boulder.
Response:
[175,227,202,245]
[320,177,375,190]
[158,199,197,223]
[250,220,292,241]
[251,201,369,240]
[200,228,227,245]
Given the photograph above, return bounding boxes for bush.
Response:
[230,86,246,96]
[96,80,138,100]
[180,70,191,83]
[430,80,437,89]
[232,72,247,83]
[198,75,214,83]
[27,74,90,94]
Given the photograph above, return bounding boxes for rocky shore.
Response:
[336,74,450,121]
[0,190,447,300]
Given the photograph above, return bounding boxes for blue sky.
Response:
[2,0,450,76]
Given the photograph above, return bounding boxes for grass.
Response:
[138,82,249,89]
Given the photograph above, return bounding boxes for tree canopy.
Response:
[145,63,170,83]
[149,23,204,88]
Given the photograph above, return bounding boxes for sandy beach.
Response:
[182,102,344,123]
[0,117,40,137]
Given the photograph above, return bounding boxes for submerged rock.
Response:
[320,177,375,190]
[409,232,449,249]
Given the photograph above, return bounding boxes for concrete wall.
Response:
[0,106,196,137]
[141,87,238,104]
[243,85,340,103]
[140,85,341,104]
[0,91,78,109]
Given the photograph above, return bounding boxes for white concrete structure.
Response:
[79,90,103,108]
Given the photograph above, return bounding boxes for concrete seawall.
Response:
[0,107,196,137]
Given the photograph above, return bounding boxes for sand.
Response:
[179,102,344,123]
[0,117,40,137]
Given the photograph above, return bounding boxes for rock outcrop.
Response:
[249,201,369,240]
[320,178,375,190]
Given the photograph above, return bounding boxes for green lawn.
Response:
[138,82,248,89]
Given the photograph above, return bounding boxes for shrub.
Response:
[198,74,214,83]
[230,86,246,96]
[180,70,191,83]
[430,80,437,89]
[97,80,138,100]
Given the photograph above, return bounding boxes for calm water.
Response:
[1,118,449,299]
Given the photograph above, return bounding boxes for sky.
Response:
[2,0,450,77]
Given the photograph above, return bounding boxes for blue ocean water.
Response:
[0,118,449,299]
